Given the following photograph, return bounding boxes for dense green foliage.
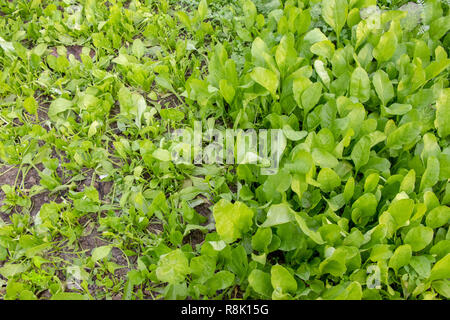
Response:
[0,0,449,300]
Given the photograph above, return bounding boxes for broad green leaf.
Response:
[252,228,272,252]
[156,249,190,284]
[249,269,273,297]
[213,199,254,243]
[312,148,338,168]
[23,96,38,115]
[282,125,307,141]
[91,246,112,262]
[243,0,257,29]
[373,23,397,62]
[294,212,325,244]
[219,79,235,104]
[383,103,412,115]
[48,98,73,121]
[426,206,450,229]
[271,264,297,294]
[435,89,450,138]
[350,67,370,103]
[250,67,279,96]
[261,203,294,228]
[370,244,393,262]
[388,244,412,273]
[387,199,414,229]
[429,15,450,40]
[404,225,434,252]
[386,122,421,150]
[410,255,432,278]
[373,70,394,106]
[314,60,331,88]
[429,254,450,281]
[311,40,335,60]
[343,177,355,203]
[205,271,235,293]
[432,280,450,298]
[275,33,297,77]
[197,0,208,20]
[319,247,347,277]
[301,82,322,114]
[317,168,341,192]
[351,136,371,171]
[400,169,416,194]
[322,0,348,39]
[420,156,440,192]
[131,38,145,59]
[190,255,215,283]
[351,193,378,223]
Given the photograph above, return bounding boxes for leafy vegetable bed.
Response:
[0,0,449,300]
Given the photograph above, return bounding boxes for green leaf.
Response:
[387,199,415,229]
[48,98,73,121]
[435,89,450,138]
[131,38,145,59]
[420,156,440,192]
[250,67,279,96]
[426,206,450,229]
[319,247,347,277]
[301,82,322,113]
[373,70,394,106]
[343,177,355,203]
[404,225,434,252]
[312,148,339,168]
[249,269,273,297]
[282,125,307,141]
[429,15,450,40]
[23,96,38,115]
[219,79,235,104]
[176,11,192,31]
[386,122,421,150]
[370,244,393,262]
[261,203,294,228]
[271,264,297,294]
[310,40,335,60]
[322,0,348,39]
[197,0,208,20]
[432,280,450,298]
[275,34,297,77]
[213,199,254,243]
[242,0,257,29]
[430,254,450,281]
[205,271,234,293]
[410,256,432,278]
[160,108,185,122]
[351,193,378,221]
[350,67,370,103]
[373,23,397,62]
[317,168,341,192]
[156,249,190,284]
[252,228,272,252]
[383,103,412,115]
[351,136,371,171]
[91,245,112,262]
[388,244,412,273]
[294,212,325,244]
[152,148,172,162]
[190,255,215,283]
